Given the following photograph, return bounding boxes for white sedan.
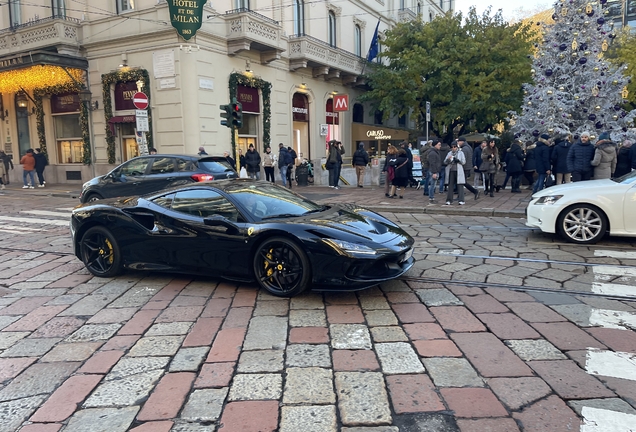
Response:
[526,171,636,244]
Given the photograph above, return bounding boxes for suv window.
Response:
[149,157,175,174]
[177,158,195,172]
[118,157,151,176]
[170,189,240,221]
[199,159,234,173]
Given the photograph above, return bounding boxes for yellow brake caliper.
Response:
[104,239,114,264]
[265,248,274,278]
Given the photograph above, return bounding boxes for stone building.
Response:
[0,0,451,185]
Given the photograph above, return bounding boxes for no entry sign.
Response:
[132,92,149,110]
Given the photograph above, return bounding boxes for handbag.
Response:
[545,174,556,188]
[239,167,248,178]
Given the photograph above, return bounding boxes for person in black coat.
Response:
[244,144,261,180]
[473,141,486,189]
[615,141,633,178]
[506,139,525,193]
[33,148,49,187]
[551,135,572,184]
[567,131,595,182]
[533,134,552,193]
[629,141,636,172]
[523,141,536,189]
[352,142,370,187]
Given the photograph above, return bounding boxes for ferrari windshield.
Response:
[228,183,323,219]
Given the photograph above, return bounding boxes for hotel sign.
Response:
[366,129,392,140]
[167,0,204,41]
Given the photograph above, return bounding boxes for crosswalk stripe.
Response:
[586,348,636,382]
[593,266,636,278]
[21,210,71,218]
[581,406,636,432]
[0,225,42,232]
[594,250,636,260]
[589,309,636,331]
[592,282,636,299]
[0,215,69,227]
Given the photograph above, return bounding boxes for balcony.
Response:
[398,8,417,22]
[288,35,364,84]
[0,16,82,57]
[225,8,285,63]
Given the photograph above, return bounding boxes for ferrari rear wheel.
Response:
[80,226,123,277]
[557,204,607,244]
[254,237,311,297]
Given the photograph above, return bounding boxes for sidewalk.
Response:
[0,181,531,218]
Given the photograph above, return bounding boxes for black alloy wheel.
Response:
[557,204,608,244]
[80,226,123,277]
[253,237,311,297]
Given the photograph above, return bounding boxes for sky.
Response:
[455,0,553,21]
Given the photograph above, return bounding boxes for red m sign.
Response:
[333,94,349,111]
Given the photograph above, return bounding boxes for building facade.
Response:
[0,0,452,185]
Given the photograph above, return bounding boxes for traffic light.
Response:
[220,103,232,128]
[231,99,243,129]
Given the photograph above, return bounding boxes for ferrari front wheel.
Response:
[254,237,311,297]
[80,226,123,277]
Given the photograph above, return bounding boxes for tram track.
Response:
[428,253,636,269]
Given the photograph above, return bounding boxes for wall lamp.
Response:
[16,92,36,115]
[0,110,8,120]
[79,88,99,111]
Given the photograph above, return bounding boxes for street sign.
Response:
[133,92,149,110]
[135,110,149,132]
[333,94,349,111]
[426,101,431,122]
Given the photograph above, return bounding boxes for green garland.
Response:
[33,82,86,162]
[228,72,271,153]
[102,69,152,164]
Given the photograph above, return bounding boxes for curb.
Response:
[363,205,525,218]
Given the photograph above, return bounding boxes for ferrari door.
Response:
[155,189,248,275]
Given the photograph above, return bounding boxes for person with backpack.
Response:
[352,143,370,188]
[326,140,345,189]
[278,143,292,187]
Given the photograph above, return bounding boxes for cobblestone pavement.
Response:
[0,193,635,431]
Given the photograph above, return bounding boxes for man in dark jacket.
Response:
[400,141,414,187]
[458,137,479,200]
[278,143,292,187]
[473,141,486,189]
[615,141,632,178]
[506,139,525,193]
[438,141,450,192]
[533,134,552,193]
[352,143,370,188]
[33,148,48,187]
[426,140,442,203]
[567,131,595,182]
[245,144,261,180]
[551,135,572,184]
[420,141,432,193]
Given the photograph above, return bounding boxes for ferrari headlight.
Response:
[323,239,378,256]
[534,195,563,205]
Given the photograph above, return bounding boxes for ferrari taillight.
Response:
[192,174,214,182]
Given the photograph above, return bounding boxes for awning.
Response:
[108,115,136,134]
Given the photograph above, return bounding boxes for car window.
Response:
[199,159,234,173]
[171,189,240,221]
[152,193,175,209]
[149,157,175,174]
[176,158,195,172]
[230,183,322,219]
[118,157,151,177]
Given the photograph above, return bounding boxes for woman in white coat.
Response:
[443,141,466,205]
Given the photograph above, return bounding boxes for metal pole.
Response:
[426,121,429,142]
[234,127,240,173]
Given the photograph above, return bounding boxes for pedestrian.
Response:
[388,148,409,199]
[0,150,13,185]
[223,151,236,170]
[278,143,292,187]
[506,139,525,193]
[238,149,246,170]
[326,140,344,189]
[198,146,208,156]
[149,148,157,155]
[591,132,617,180]
[287,146,297,188]
[550,134,572,184]
[473,141,486,189]
[438,141,450,192]
[352,142,369,188]
[614,140,632,178]
[262,147,276,183]
[567,131,595,182]
[245,143,261,180]
[443,141,466,205]
[481,140,500,197]
[426,140,442,204]
[458,137,480,200]
[630,140,636,172]
[33,148,48,187]
[523,140,536,189]
[383,145,398,197]
[0,156,5,190]
[20,149,36,189]
[419,140,432,193]
[533,134,552,193]
[400,141,415,187]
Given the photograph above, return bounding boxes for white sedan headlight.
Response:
[322,239,378,256]
[534,195,563,205]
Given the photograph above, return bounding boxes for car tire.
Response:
[80,226,123,277]
[253,236,311,297]
[557,204,608,244]
[84,193,102,203]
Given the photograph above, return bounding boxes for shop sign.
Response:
[51,93,81,113]
[367,129,392,140]
[167,0,205,41]
[292,93,309,122]
[237,85,260,113]
[114,81,139,111]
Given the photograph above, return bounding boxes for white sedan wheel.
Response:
[559,206,607,244]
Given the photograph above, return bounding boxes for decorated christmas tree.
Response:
[510,0,635,141]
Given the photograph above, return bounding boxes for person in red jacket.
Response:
[20,149,36,189]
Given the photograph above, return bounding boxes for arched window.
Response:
[429,12,433,22]
[234,0,249,10]
[52,0,66,17]
[417,2,422,15]
[293,0,304,36]
[353,104,364,123]
[399,0,405,10]
[439,0,443,9]
[354,25,361,57]
[374,110,383,125]
[328,11,337,47]
[9,0,21,27]
[398,114,406,127]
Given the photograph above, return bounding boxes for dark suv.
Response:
[79,154,236,203]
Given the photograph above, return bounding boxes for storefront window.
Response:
[121,123,138,161]
[54,114,82,163]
